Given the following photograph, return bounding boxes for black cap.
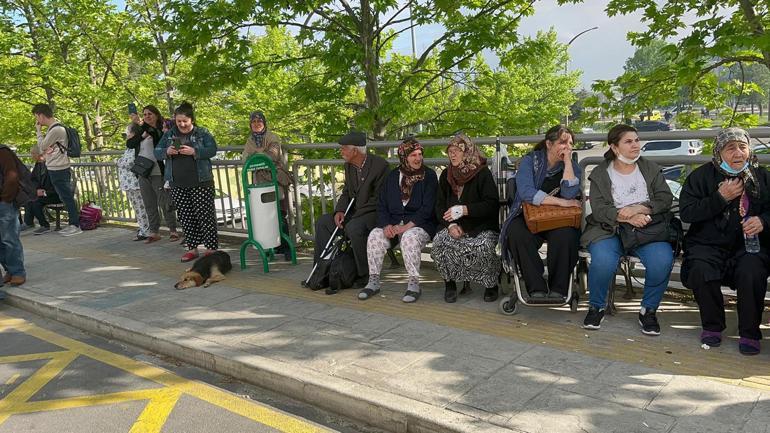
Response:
[338,131,367,147]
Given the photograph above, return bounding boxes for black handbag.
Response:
[617,212,683,255]
[130,155,154,178]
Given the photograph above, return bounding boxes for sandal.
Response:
[402,290,421,303]
[144,234,161,244]
[169,232,180,242]
[358,288,380,300]
[181,250,199,263]
[133,235,147,241]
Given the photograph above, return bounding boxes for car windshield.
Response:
[643,141,680,151]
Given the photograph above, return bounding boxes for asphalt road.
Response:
[0,306,386,433]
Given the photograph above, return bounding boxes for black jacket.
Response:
[31,162,56,196]
[126,123,164,173]
[680,163,770,282]
[335,154,390,219]
[436,167,499,237]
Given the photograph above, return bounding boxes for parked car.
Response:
[296,184,335,198]
[214,189,245,224]
[753,144,770,155]
[574,127,601,150]
[641,139,703,156]
[635,121,673,132]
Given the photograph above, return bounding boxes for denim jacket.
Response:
[499,149,582,264]
[154,126,217,185]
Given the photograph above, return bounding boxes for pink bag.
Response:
[79,203,103,230]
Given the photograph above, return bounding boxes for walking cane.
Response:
[301,198,355,287]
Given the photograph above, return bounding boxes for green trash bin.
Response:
[239,154,297,272]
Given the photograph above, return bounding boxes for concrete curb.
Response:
[4,288,515,433]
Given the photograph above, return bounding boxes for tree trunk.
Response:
[87,61,104,151]
[360,0,386,142]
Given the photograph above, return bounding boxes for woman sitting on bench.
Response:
[680,127,770,355]
[500,125,582,302]
[432,134,500,303]
[580,124,674,336]
[359,138,437,303]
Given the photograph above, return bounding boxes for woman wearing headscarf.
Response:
[432,134,500,303]
[242,111,293,259]
[358,138,437,303]
[580,124,674,336]
[155,102,219,262]
[680,127,770,355]
[500,125,582,301]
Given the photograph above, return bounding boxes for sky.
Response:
[390,1,648,90]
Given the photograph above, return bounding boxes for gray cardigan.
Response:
[580,157,673,247]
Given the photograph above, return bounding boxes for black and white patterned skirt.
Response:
[431,228,500,288]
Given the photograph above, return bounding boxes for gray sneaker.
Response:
[33,226,52,235]
[59,225,83,237]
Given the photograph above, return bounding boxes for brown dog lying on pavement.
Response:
[174,251,233,290]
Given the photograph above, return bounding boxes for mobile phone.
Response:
[172,137,181,149]
[128,103,138,115]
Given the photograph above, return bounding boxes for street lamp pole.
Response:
[564,26,598,126]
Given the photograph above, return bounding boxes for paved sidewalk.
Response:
[6,226,770,433]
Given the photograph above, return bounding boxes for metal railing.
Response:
[30,128,770,242]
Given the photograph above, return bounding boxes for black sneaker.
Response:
[582,306,605,330]
[639,310,661,336]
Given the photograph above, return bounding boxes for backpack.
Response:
[326,240,357,295]
[79,202,102,230]
[52,124,82,158]
[0,145,35,207]
[305,236,344,290]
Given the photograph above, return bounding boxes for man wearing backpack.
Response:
[0,145,26,286]
[31,103,81,236]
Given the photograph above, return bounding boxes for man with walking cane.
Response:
[311,132,389,289]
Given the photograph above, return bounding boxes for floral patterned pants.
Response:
[366,227,430,278]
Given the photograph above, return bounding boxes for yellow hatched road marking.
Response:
[12,389,160,414]
[129,388,182,433]
[0,314,330,433]
[4,374,20,386]
[0,351,79,424]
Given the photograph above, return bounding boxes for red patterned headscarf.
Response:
[446,134,486,196]
[398,137,425,202]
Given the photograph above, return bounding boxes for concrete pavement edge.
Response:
[3,287,517,433]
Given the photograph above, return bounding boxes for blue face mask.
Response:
[720,160,748,175]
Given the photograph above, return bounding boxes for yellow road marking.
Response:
[0,314,331,433]
[12,389,158,414]
[129,388,182,433]
[0,352,69,365]
[4,374,19,386]
[0,351,78,424]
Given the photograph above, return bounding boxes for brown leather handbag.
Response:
[522,188,582,233]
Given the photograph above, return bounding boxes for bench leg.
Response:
[55,210,62,231]
[622,260,635,299]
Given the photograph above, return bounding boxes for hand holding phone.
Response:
[128,103,138,115]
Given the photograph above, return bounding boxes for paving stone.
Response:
[513,345,612,381]
[319,312,401,343]
[369,320,450,350]
[240,318,332,349]
[457,364,561,416]
[647,375,761,424]
[506,388,675,433]
[425,329,533,363]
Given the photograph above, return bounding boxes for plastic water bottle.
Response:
[745,233,761,254]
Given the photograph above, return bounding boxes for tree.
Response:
[600,0,770,124]
[169,0,542,140]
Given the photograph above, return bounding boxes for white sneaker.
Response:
[59,225,83,236]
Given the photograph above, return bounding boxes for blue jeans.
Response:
[0,202,25,277]
[587,236,673,310]
[48,168,79,226]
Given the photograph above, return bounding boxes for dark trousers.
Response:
[24,195,61,228]
[686,254,769,340]
[505,216,579,295]
[314,212,377,279]
[48,168,79,226]
[170,186,218,251]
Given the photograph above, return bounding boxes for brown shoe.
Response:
[9,276,25,286]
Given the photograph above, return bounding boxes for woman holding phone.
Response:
[154,102,219,262]
[128,104,179,243]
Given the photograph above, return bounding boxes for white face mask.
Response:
[616,153,640,165]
